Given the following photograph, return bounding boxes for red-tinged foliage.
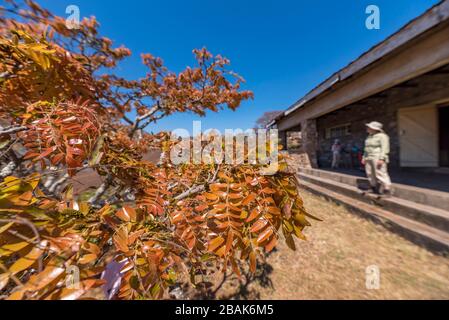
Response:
[20,100,101,175]
[0,0,317,300]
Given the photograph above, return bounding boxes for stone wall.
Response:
[302,119,318,168]
[287,131,302,151]
[316,101,396,168]
[285,153,312,172]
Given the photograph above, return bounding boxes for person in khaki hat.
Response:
[362,121,392,197]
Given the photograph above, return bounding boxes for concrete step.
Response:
[299,168,449,211]
[298,178,449,255]
[298,172,449,232]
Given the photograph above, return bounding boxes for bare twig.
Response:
[0,263,24,288]
[0,71,12,80]
[174,184,206,202]
[0,138,18,157]
[130,103,162,137]
[0,160,17,179]
[48,173,70,194]
[174,165,220,202]
[0,126,28,136]
[0,217,44,272]
[0,149,21,179]
[88,175,113,206]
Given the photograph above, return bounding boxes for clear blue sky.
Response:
[38,0,440,133]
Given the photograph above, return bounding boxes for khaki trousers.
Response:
[332,153,341,168]
[365,158,392,191]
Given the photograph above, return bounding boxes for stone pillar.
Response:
[300,119,318,168]
[278,130,287,151]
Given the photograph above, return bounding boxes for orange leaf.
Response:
[208,236,224,252]
[242,193,257,206]
[246,208,261,223]
[116,206,137,222]
[267,206,281,215]
[83,242,100,255]
[128,230,145,245]
[265,236,277,253]
[210,184,227,192]
[37,147,56,160]
[204,193,219,201]
[218,172,232,182]
[250,219,268,233]
[257,228,273,245]
[22,265,65,291]
[230,257,241,278]
[171,213,184,224]
[187,237,196,250]
[216,245,226,257]
[79,253,97,265]
[51,279,99,300]
[195,204,208,212]
[224,231,234,255]
[261,188,275,194]
[9,241,47,274]
[228,193,242,200]
[249,251,257,273]
[113,229,129,253]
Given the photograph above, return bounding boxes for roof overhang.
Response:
[274,0,449,129]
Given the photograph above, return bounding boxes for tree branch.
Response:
[88,175,113,207]
[0,126,28,136]
[0,150,20,179]
[0,71,12,80]
[0,160,17,179]
[48,173,70,194]
[174,184,206,202]
[0,217,44,272]
[174,166,220,201]
[0,263,23,288]
[130,103,161,137]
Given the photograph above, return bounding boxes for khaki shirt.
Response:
[363,132,390,162]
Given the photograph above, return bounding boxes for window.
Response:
[325,124,351,139]
[287,131,302,150]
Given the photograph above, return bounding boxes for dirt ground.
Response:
[216,190,449,300]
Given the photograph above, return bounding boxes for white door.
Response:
[398,105,439,167]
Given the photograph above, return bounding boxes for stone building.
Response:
[270,1,449,171]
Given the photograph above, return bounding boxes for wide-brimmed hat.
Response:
[366,121,384,132]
